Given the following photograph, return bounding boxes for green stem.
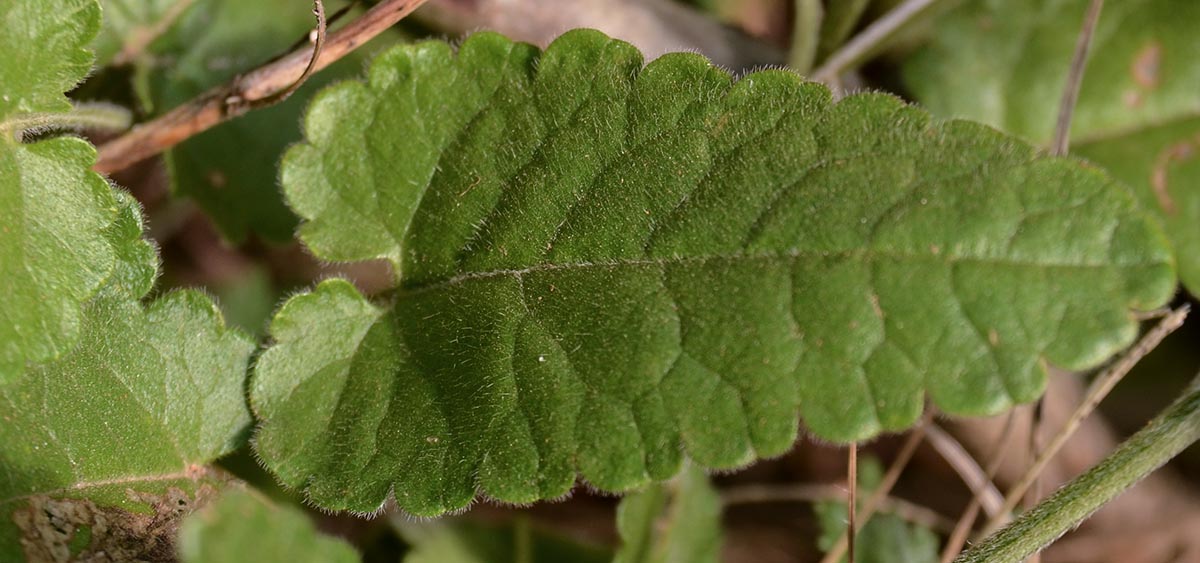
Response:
[954,371,1200,563]
[811,0,940,83]
[789,0,824,75]
[816,0,870,60]
[514,515,532,563]
[1,102,132,141]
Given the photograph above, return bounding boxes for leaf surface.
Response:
[252,30,1174,515]
[905,0,1200,293]
[0,193,255,561]
[614,464,722,563]
[178,490,359,563]
[0,0,120,381]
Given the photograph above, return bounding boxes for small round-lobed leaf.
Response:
[0,193,256,561]
[178,490,359,563]
[0,0,122,382]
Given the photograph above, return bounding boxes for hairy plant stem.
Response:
[1,103,132,141]
[94,0,429,174]
[954,370,1200,563]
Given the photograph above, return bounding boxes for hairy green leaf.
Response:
[135,0,392,243]
[252,30,1174,515]
[615,464,722,563]
[905,0,1200,293]
[0,193,255,561]
[0,0,122,382]
[179,490,359,563]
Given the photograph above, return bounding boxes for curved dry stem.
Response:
[1051,0,1104,156]
[250,0,329,110]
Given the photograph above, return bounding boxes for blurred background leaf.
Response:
[905,0,1200,295]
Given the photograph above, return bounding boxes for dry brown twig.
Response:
[1051,0,1105,157]
[260,0,329,109]
[94,0,431,175]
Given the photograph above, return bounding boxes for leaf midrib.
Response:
[398,248,1162,295]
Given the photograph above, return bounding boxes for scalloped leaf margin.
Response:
[252,30,1176,516]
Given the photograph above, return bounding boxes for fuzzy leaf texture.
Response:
[252,30,1175,515]
[614,464,722,563]
[0,193,255,561]
[0,0,120,382]
[905,0,1200,294]
[179,490,359,563]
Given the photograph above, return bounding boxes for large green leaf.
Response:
[0,0,120,382]
[614,464,722,563]
[251,30,1174,515]
[136,0,390,243]
[178,490,359,563]
[0,193,255,561]
[904,0,1200,293]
